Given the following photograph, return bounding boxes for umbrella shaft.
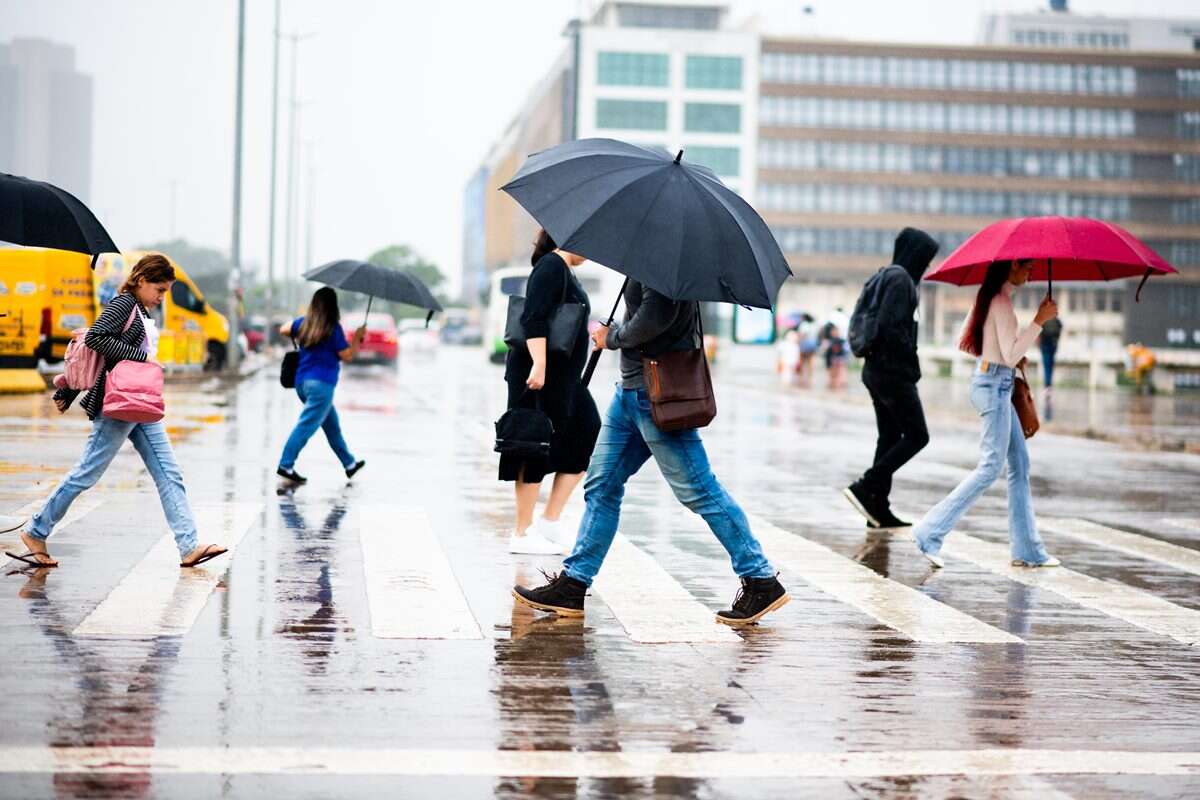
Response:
[582,277,629,388]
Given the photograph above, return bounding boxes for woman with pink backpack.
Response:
[6,254,228,569]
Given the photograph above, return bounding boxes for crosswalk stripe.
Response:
[359,506,482,640]
[1,494,105,551]
[940,532,1200,646]
[72,503,261,638]
[592,534,740,643]
[1163,518,1200,533]
[0,746,1195,778]
[748,516,1022,644]
[1040,518,1200,576]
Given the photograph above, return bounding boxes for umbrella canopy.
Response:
[304,259,444,314]
[926,216,1176,299]
[0,172,118,261]
[501,138,791,309]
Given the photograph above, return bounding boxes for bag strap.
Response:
[121,301,140,334]
[518,387,543,410]
[559,258,571,304]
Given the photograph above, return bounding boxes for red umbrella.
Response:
[926,216,1177,301]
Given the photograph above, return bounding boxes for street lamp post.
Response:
[266,0,282,336]
[227,0,246,372]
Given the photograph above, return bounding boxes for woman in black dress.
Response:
[502,230,601,555]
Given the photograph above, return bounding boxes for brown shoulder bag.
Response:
[641,303,716,432]
[1011,364,1039,439]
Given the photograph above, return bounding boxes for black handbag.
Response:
[280,336,299,388]
[494,391,554,458]
[503,262,587,357]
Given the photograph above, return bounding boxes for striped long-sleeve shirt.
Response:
[79,292,149,420]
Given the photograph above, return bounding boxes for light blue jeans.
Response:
[914,363,1050,564]
[563,386,775,586]
[279,379,356,471]
[26,415,199,557]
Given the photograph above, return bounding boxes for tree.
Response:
[360,244,450,320]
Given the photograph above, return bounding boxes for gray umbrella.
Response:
[304,259,443,323]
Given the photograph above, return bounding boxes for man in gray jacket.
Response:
[514,280,789,627]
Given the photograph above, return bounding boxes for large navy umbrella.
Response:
[304,259,443,323]
[501,138,791,309]
[0,172,118,264]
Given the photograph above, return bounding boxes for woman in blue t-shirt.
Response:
[276,287,367,484]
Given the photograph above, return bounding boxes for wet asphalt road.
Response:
[1,345,1198,799]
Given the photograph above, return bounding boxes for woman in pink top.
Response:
[913,258,1060,569]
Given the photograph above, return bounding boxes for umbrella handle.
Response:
[1135,268,1151,303]
[581,277,629,388]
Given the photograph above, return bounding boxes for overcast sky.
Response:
[3,0,1196,295]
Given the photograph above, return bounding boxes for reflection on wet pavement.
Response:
[0,347,1198,798]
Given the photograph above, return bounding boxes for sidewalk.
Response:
[723,344,1200,453]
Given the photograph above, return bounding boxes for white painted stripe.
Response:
[1041,518,1200,577]
[1163,518,1200,533]
[591,534,740,643]
[748,516,1021,644]
[940,532,1200,646]
[359,506,481,640]
[72,503,261,638]
[0,747,1195,778]
[1,494,105,549]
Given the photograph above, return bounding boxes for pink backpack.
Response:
[55,305,138,391]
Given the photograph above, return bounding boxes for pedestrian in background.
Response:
[500,230,601,555]
[843,228,938,530]
[276,287,367,486]
[824,324,849,390]
[1039,316,1063,392]
[513,281,789,627]
[8,254,227,569]
[797,312,819,386]
[913,258,1060,570]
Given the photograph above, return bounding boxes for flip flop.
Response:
[180,545,228,568]
[5,551,59,568]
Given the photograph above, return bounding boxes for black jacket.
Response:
[861,228,939,383]
[605,280,699,390]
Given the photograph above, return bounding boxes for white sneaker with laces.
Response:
[508,526,563,555]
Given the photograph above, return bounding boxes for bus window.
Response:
[499,276,526,296]
[171,281,206,314]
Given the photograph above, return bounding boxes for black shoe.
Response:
[843,480,886,528]
[345,460,366,480]
[716,575,790,627]
[870,508,912,529]
[276,467,307,484]
[512,571,587,617]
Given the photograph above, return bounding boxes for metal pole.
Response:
[283,32,299,316]
[266,0,281,332]
[226,0,246,371]
[303,143,314,285]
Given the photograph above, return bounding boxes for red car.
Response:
[342,313,398,364]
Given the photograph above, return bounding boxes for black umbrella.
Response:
[501,138,791,309]
[0,173,118,265]
[303,259,443,325]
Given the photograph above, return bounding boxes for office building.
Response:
[0,38,93,203]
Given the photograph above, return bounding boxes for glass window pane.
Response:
[685,55,743,90]
[685,145,740,176]
[597,52,669,87]
[595,99,668,130]
[684,102,741,133]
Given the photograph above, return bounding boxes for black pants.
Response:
[860,367,929,502]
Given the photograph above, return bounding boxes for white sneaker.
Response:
[508,528,563,555]
[922,550,945,569]
[537,517,576,555]
[1011,555,1061,568]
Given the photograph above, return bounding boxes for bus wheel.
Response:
[205,341,227,371]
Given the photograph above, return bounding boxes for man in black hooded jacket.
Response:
[843,228,939,529]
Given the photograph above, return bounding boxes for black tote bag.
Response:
[503,263,586,357]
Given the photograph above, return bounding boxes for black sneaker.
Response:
[345,460,366,480]
[842,480,886,528]
[512,571,587,617]
[716,575,790,627]
[869,508,912,530]
[276,467,307,484]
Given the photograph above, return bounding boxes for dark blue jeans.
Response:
[279,379,356,470]
[562,386,774,586]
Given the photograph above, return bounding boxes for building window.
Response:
[684,102,741,133]
[597,52,669,87]
[617,5,721,30]
[595,99,668,130]
[686,145,740,176]
[685,55,742,90]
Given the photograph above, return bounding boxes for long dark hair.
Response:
[298,287,340,348]
[531,228,556,266]
[959,261,1014,356]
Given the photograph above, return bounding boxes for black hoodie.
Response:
[863,227,939,383]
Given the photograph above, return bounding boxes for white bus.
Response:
[484,261,626,363]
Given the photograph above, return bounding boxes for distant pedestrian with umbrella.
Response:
[500,229,601,555]
[275,287,367,485]
[914,258,1060,569]
[502,139,791,626]
[1039,316,1063,392]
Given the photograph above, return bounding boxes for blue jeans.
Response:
[279,379,356,470]
[563,386,774,586]
[914,363,1049,564]
[1040,340,1058,387]
[26,416,199,557]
